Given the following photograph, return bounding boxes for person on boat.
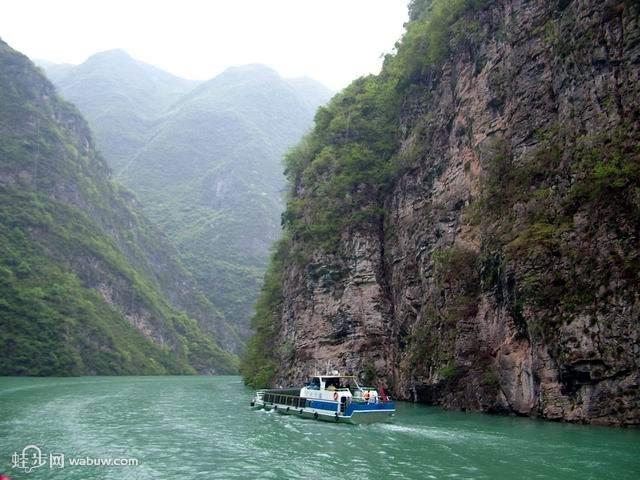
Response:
[363,389,380,404]
[378,384,389,402]
[325,378,339,391]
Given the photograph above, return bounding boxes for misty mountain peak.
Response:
[221,63,279,77]
[85,48,133,64]
[212,63,282,86]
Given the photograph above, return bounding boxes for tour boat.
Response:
[250,372,395,424]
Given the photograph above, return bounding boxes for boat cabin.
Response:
[300,375,379,404]
[251,372,395,424]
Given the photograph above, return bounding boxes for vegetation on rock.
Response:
[242,0,640,426]
[243,0,491,387]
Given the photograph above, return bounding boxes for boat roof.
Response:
[311,374,356,379]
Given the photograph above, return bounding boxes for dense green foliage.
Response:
[281,75,400,251]
[242,0,489,387]
[240,237,291,387]
[280,0,489,254]
[0,39,236,375]
[0,192,190,374]
[389,0,487,87]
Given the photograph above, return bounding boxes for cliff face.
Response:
[258,0,640,425]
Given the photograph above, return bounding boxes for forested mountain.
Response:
[0,39,237,375]
[39,50,198,171]
[33,58,73,84]
[42,56,332,340]
[243,0,640,425]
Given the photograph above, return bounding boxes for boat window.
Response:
[307,377,320,390]
[325,378,339,390]
[340,378,353,389]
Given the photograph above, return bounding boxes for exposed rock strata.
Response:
[271,0,640,425]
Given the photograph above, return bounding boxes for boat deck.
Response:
[253,389,395,424]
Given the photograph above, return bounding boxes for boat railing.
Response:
[262,391,306,409]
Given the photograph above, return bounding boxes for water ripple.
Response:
[1,376,639,480]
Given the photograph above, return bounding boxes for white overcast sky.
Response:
[0,0,409,90]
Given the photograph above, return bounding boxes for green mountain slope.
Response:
[0,39,237,375]
[122,65,331,338]
[43,58,332,340]
[40,50,199,171]
[34,59,73,84]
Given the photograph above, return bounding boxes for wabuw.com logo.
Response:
[10,444,138,474]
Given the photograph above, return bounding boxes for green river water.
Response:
[0,376,638,479]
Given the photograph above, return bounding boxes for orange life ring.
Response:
[333,391,338,401]
[363,390,370,401]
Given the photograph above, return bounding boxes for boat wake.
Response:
[374,423,501,445]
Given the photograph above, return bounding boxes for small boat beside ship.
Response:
[251,372,395,424]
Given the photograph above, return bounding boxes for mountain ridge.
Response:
[0,39,237,375]
[41,50,333,342]
[38,49,200,173]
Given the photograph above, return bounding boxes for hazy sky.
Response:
[0,0,409,90]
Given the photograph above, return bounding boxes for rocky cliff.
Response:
[244,0,640,425]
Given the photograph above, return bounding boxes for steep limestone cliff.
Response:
[245,0,640,425]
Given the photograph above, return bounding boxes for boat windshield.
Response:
[321,376,362,392]
[306,377,321,390]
